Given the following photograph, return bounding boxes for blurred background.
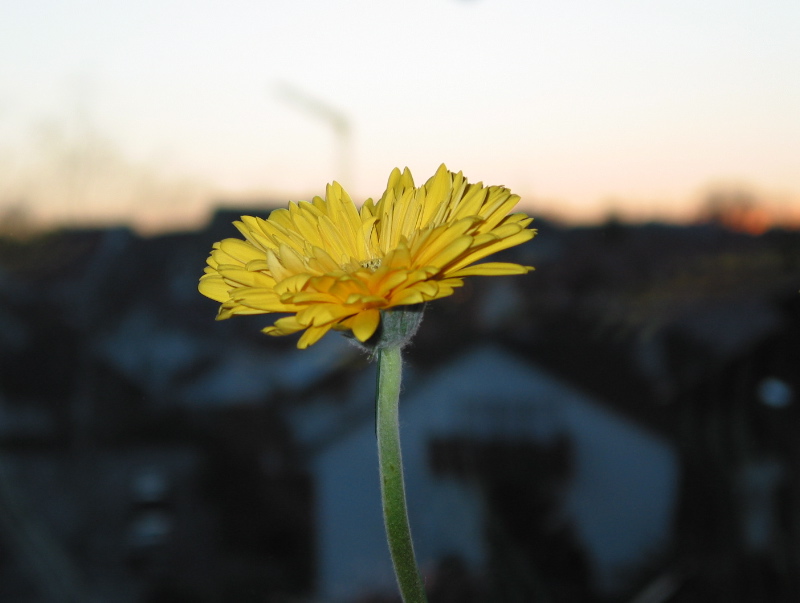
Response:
[1,1,799,602]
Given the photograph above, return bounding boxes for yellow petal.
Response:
[274,273,312,295]
[233,219,275,252]
[451,183,488,221]
[445,229,536,273]
[219,238,265,264]
[297,303,355,326]
[351,309,381,342]
[277,243,308,274]
[264,315,305,335]
[233,288,298,312]
[219,267,275,288]
[447,262,534,277]
[266,248,292,282]
[425,163,452,204]
[198,275,230,302]
[423,235,473,271]
[390,288,426,306]
[377,270,409,292]
[286,291,336,304]
[298,325,332,348]
[288,203,325,248]
[344,293,385,306]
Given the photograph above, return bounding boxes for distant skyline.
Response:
[1,0,799,233]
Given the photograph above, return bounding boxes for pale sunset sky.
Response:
[1,0,798,233]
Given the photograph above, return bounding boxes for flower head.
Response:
[199,164,536,348]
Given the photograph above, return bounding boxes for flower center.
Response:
[360,258,382,271]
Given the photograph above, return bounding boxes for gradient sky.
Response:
[1,0,799,232]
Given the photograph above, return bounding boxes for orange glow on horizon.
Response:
[0,191,800,237]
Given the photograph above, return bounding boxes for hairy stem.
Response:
[375,346,427,602]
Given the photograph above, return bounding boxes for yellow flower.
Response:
[199,164,536,348]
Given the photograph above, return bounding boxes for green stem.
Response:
[376,346,428,603]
